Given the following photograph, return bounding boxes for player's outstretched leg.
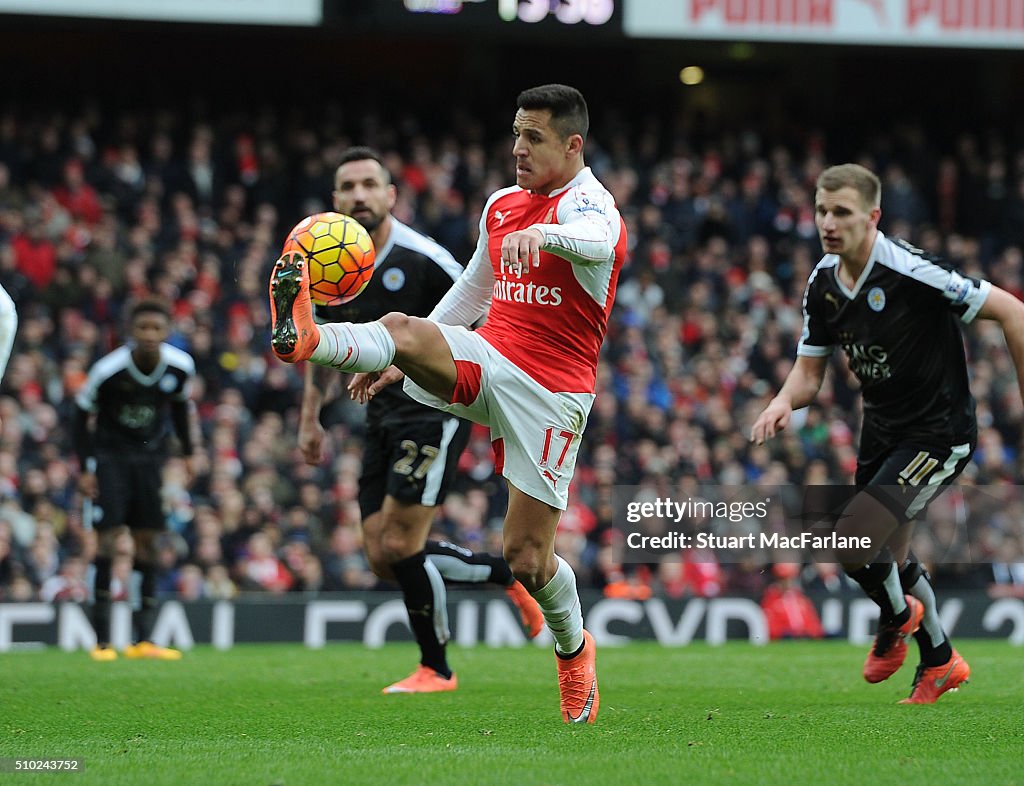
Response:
[268,252,396,372]
[424,540,544,639]
[863,594,923,683]
[900,648,970,704]
[269,252,320,363]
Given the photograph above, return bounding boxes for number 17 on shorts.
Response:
[537,426,579,496]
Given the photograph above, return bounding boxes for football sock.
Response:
[899,558,952,666]
[136,563,158,643]
[391,551,451,679]
[425,540,515,586]
[311,321,395,372]
[532,555,584,657]
[846,559,908,625]
[92,556,112,646]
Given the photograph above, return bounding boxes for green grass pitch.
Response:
[2,641,1022,786]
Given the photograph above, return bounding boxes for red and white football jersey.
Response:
[430,167,627,393]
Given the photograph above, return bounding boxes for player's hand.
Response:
[500,228,544,276]
[750,399,793,445]
[78,471,98,499]
[348,366,405,404]
[348,372,378,405]
[297,419,326,465]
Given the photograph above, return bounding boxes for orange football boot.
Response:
[900,649,970,704]
[123,641,183,660]
[381,665,458,694]
[863,595,923,683]
[269,251,320,363]
[556,630,599,724]
[89,645,118,662]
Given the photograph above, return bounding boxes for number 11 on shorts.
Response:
[539,427,576,470]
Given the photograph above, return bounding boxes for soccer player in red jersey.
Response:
[270,85,626,723]
[299,148,542,695]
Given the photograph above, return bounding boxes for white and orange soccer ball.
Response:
[281,212,375,306]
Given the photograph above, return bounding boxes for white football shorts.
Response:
[403,324,593,510]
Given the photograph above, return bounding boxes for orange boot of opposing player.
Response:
[863,595,923,683]
[381,665,458,694]
[506,580,545,639]
[556,629,599,724]
[900,649,970,704]
[124,641,183,660]
[269,252,320,363]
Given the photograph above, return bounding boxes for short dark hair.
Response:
[517,84,589,142]
[816,164,881,210]
[130,297,171,322]
[336,146,391,185]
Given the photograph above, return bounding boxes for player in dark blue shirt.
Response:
[752,163,1024,703]
[75,298,199,661]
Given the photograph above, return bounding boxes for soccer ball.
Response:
[282,212,375,306]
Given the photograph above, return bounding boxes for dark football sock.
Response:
[899,558,952,666]
[391,551,451,679]
[135,563,158,643]
[425,539,514,586]
[846,559,908,626]
[92,556,112,647]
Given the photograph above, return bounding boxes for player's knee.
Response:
[379,312,417,355]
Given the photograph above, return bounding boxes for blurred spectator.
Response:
[237,530,293,593]
[40,555,89,602]
[761,563,824,640]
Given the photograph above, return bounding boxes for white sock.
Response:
[310,321,395,372]
[532,555,584,656]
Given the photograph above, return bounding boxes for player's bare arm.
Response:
[298,363,341,465]
[976,284,1024,404]
[751,355,828,444]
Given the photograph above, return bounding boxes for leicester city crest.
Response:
[382,268,406,292]
[867,286,886,312]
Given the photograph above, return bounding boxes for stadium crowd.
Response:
[1,97,1024,606]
